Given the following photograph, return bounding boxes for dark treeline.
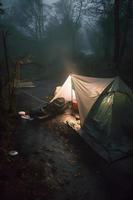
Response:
[0,0,133,121]
[1,0,133,79]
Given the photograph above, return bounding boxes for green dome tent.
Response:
[52,75,133,161]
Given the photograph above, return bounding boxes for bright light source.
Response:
[51,75,77,102]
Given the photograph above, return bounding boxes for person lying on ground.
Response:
[18,97,67,120]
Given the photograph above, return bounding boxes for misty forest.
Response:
[0,0,133,200]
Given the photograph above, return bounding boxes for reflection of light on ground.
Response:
[55,109,81,132]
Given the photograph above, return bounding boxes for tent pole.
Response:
[71,76,73,111]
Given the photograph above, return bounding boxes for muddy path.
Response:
[13,118,109,200]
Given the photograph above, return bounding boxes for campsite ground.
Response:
[1,79,133,200]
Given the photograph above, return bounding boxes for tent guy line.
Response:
[21,89,46,103]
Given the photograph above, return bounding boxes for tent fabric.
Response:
[83,77,133,161]
[52,74,114,125]
[72,75,114,125]
[51,75,76,102]
[52,74,133,161]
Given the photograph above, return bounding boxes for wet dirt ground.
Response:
[1,80,133,200]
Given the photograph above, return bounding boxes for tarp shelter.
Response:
[52,74,133,161]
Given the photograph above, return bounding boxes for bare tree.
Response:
[53,0,85,53]
[119,0,133,63]
[85,0,114,59]
[11,0,50,40]
[55,0,86,25]
[0,2,4,15]
[114,0,120,71]
[1,30,10,96]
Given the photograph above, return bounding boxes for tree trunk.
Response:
[119,0,132,63]
[2,31,10,96]
[114,0,120,71]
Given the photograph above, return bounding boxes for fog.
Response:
[0,0,133,80]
